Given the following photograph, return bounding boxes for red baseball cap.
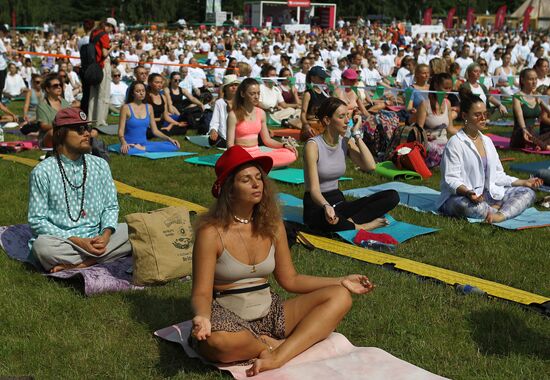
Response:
[211,146,273,198]
[53,108,93,129]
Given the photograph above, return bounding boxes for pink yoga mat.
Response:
[271,128,301,139]
[486,134,550,155]
[154,321,448,380]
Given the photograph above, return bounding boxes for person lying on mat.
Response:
[117,81,180,155]
[437,88,543,224]
[303,97,399,233]
[191,146,375,376]
[226,78,298,168]
[28,108,132,273]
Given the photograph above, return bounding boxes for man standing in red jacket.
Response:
[86,18,117,128]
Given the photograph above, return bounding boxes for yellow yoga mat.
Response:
[298,232,549,310]
[0,154,207,214]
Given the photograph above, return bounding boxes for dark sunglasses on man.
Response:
[67,125,93,135]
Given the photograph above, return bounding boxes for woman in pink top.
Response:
[227,78,298,168]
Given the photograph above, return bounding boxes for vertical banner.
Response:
[494,5,507,31]
[466,8,475,30]
[523,2,534,32]
[445,8,456,29]
[423,8,433,26]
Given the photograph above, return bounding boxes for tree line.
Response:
[0,0,527,28]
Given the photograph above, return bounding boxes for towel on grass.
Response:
[154,320,448,380]
[0,224,142,295]
[343,182,550,230]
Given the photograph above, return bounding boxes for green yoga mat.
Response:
[184,154,221,167]
[375,161,422,180]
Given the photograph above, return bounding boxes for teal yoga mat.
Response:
[185,135,212,148]
[184,154,221,167]
[130,152,196,160]
[375,161,422,180]
[509,160,550,175]
[268,168,352,185]
[343,182,550,230]
[278,193,438,243]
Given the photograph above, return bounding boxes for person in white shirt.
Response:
[208,75,240,148]
[109,69,128,114]
[295,57,311,93]
[361,57,383,87]
[3,63,28,99]
[187,57,209,90]
[534,57,550,89]
[330,57,348,85]
[251,55,265,78]
[454,46,473,79]
[488,48,503,75]
[259,65,301,124]
[269,45,282,67]
[396,56,414,88]
[20,58,37,87]
[377,43,395,78]
[438,88,541,223]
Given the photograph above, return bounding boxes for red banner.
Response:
[445,8,456,29]
[494,5,507,31]
[288,0,310,6]
[466,8,475,30]
[523,3,534,32]
[423,8,433,25]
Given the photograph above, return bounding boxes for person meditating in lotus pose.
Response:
[191,146,375,376]
[28,108,132,273]
[438,88,543,223]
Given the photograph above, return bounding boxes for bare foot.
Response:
[354,217,388,231]
[50,259,97,273]
[485,212,506,224]
[246,349,282,377]
[161,125,173,132]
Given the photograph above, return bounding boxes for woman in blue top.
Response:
[118,81,180,155]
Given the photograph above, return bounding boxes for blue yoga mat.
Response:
[107,144,194,159]
[509,160,550,175]
[185,135,212,148]
[278,193,438,243]
[343,182,550,230]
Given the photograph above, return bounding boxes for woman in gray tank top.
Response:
[303,97,399,233]
[190,146,375,375]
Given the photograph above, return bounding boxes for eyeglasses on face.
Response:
[67,125,93,135]
[113,74,121,77]
[49,83,62,89]
[473,111,489,120]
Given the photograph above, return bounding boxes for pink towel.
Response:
[154,321,449,380]
[486,134,550,155]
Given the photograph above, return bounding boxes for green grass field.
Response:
[0,102,549,379]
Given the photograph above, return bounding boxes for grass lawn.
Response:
[0,102,549,379]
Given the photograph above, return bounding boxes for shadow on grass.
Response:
[123,289,228,378]
[467,308,549,360]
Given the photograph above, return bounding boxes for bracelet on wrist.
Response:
[322,203,331,209]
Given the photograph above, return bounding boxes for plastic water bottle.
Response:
[0,126,4,142]
[455,284,486,296]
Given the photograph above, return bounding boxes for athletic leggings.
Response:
[440,186,536,220]
[242,145,297,168]
[303,189,400,232]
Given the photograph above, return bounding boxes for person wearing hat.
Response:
[334,68,371,118]
[190,145,375,375]
[208,75,240,148]
[300,65,331,141]
[28,108,132,273]
[84,18,117,128]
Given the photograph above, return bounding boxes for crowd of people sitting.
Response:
[1,18,548,374]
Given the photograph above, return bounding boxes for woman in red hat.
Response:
[191,146,374,376]
[226,78,298,168]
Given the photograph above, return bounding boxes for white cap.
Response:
[106,18,118,32]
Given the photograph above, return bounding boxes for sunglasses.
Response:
[34,81,42,85]
[473,111,490,120]
[113,74,121,77]
[67,124,93,134]
[49,83,62,89]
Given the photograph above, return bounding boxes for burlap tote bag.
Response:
[125,206,193,285]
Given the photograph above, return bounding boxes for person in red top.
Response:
[85,18,117,128]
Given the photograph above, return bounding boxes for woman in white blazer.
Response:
[437,88,543,223]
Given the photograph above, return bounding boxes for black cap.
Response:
[309,66,329,79]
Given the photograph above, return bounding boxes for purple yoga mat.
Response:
[487,134,550,155]
[0,224,143,295]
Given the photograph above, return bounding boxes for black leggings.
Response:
[303,189,400,233]
[0,69,6,102]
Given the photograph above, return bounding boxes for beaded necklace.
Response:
[55,153,87,223]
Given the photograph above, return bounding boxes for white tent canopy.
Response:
[511,0,550,18]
